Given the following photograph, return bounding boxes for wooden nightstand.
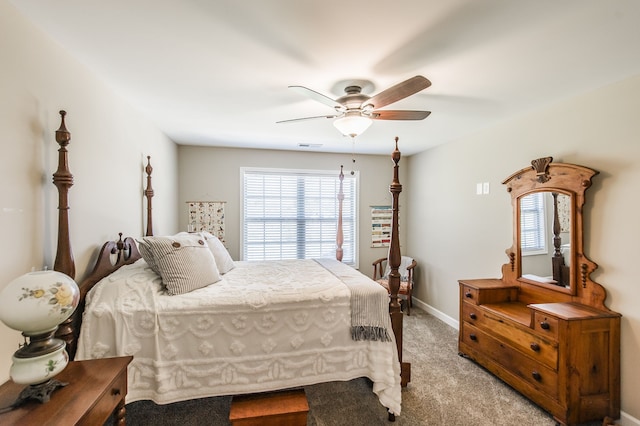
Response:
[0,356,132,425]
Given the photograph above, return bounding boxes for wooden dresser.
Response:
[458,157,620,426]
[0,356,132,425]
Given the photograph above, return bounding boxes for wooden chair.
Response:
[372,256,417,315]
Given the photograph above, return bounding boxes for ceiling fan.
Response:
[277,75,432,137]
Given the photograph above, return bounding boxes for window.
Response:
[241,168,358,265]
[520,192,547,255]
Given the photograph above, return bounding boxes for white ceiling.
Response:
[11,0,640,155]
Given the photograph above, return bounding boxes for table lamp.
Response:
[0,270,79,404]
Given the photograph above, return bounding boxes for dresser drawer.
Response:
[462,304,558,370]
[533,311,559,341]
[460,284,517,306]
[461,285,479,304]
[461,323,558,400]
[78,368,128,425]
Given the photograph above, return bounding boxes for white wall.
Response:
[407,74,640,422]
[178,146,408,274]
[0,1,179,381]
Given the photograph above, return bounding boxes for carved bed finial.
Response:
[531,156,553,183]
[391,136,401,168]
[56,110,70,146]
[116,232,124,252]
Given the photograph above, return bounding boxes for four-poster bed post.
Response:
[388,137,410,388]
[336,165,344,262]
[551,192,569,286]
[52,110,76,353]
[144,156,154,237]
[52,110,75,279]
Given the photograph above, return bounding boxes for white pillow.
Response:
[141,234,221,295]
[201,231,235,274]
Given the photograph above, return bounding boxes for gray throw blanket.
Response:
[315,258,392,342]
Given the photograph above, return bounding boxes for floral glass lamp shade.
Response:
[0,270,79,404]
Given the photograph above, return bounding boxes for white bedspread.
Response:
[76,258,401,414]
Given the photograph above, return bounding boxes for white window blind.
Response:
[241,168,358,265]
[520,192,547,255]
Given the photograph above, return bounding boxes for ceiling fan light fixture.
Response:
[333,114,372,138]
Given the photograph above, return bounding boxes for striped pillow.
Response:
[137,239,160,275]
[141,234,221,295]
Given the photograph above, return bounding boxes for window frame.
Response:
[240,167,359,267]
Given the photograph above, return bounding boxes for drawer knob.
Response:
[112,388,121,396]
[465,292,473,299]
[540,321,550,330]
[530,342,540,352]
[469,313,477,320]
[531,371,542,381]
[469,333,477,341]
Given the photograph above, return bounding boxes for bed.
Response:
[50,111,410,419]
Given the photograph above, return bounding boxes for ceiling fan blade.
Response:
[289,86,345,111]
[371,110,431,120]
[363,76,432,110]
[276,114,338,124]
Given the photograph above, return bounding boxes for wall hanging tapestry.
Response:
[187,201,226,243]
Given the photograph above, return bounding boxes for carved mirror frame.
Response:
[501,157,609,309]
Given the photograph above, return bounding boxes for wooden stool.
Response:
[229,389,309,426]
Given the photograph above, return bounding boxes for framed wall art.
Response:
[371,205,392,247]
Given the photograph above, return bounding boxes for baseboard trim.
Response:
[411,297,639,426]
[411,297,459,330]
[620,411,640,426]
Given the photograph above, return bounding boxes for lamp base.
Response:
[13,378,68,406]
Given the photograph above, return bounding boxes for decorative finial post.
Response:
[53,110,75,279]
[144,156,154,236]
[52,110,75,356]
[387,136,409,386]
[336,165,344,262]
[388,137,402,313]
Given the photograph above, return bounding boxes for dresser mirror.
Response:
[501,156,607,305]
[519,190,572,292]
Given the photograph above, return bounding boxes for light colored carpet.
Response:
[125,308,603,425]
